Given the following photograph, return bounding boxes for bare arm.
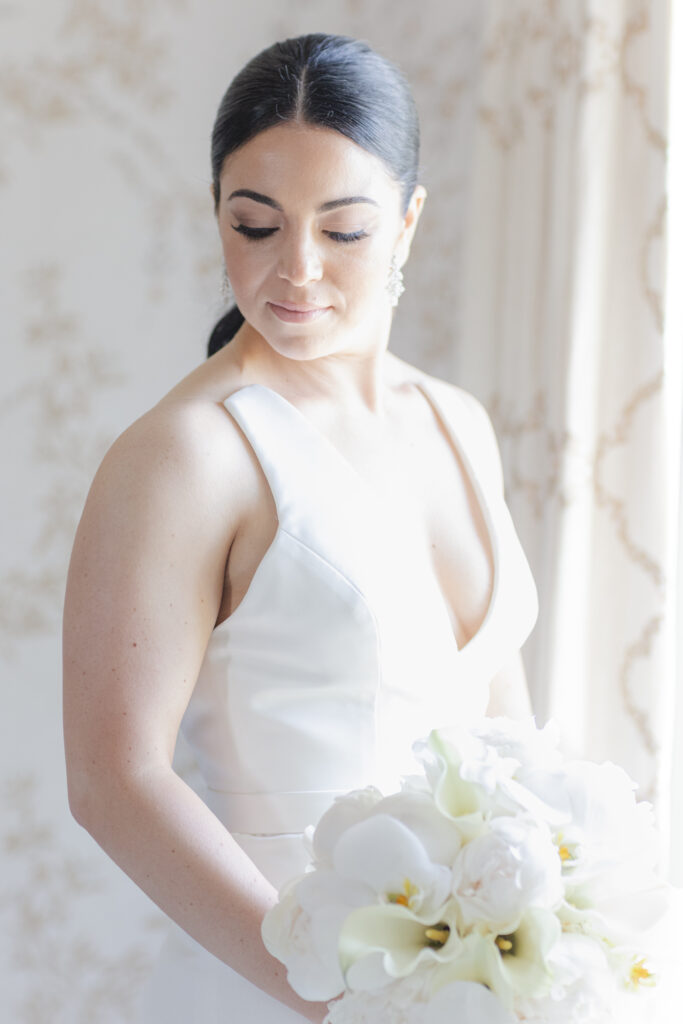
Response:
[62,400,328,1024]
[485,649,534,719]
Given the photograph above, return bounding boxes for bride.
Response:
[62,33,538,1023]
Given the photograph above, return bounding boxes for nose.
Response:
[276,228,323,286]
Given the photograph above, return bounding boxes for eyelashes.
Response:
[231,225,276,240]
[231,224,369,244]
[327,230,369,243]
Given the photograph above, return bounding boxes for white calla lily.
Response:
[416,727,569,830]
[339,899,462,989]
[494,906,561,1001]
[433,907,560,1009]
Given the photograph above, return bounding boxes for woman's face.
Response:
[214,121,424,362]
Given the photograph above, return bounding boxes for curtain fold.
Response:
[456,0,679,876]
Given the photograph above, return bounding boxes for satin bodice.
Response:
[177,377,538,886]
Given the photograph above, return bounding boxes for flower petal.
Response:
[333,814,452,915]
[375,790,463,866]
[261,884,345,1001]
[339,902,461,987]
[313,787,385,866]
[411,980,516,1024]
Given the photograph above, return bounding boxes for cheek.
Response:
[223,245,270,297]
[339,241,389,291]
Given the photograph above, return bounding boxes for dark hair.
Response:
[206,33,420,357]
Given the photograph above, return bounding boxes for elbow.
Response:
[66,762,100,831]
[65,748,121,833]
[65,748,169,836]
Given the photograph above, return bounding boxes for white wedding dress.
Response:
[139,377,539,1022]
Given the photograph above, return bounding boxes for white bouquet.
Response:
[262,717,679,1023]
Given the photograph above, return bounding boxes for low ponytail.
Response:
[207,305,245,357]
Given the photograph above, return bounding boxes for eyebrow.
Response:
[226,189,380,213]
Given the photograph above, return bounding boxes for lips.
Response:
[271,301,328,312]
[268,301,331,323]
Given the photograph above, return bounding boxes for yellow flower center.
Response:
[630,958,655,988]
[387,878,420,909]
[424,923,450,949]
[555,831,576,864]
[495,934,515,954]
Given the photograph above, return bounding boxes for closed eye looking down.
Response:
[231,224,370,243]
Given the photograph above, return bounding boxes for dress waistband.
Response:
[205,787,345,836]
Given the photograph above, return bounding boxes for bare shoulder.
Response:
[96,363,257,519]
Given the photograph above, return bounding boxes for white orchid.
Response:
[371,790,463,867]
[451,815,564,933]
[332,814,452,917]
[310,786,385,868]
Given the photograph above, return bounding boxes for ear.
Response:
[210,182,218,213]
[393,185,427,266]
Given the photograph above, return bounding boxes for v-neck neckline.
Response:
[237,380,500,658]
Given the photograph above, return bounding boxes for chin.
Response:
[254,319,343,361]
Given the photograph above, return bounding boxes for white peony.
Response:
[555,761,661,901]
[451,815,564,933]
[261,875,349,1000]
[408,980,515,1024]
[514,930,617,1022]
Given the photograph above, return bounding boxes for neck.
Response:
[227,314,400,416]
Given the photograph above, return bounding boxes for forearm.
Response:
[71,764,328,1024]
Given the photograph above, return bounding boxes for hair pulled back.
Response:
[207,33,420,356]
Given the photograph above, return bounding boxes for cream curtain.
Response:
[456,0,681,881]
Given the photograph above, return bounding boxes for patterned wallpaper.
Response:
[3,2,678,1018]
[0,1,489,1018]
